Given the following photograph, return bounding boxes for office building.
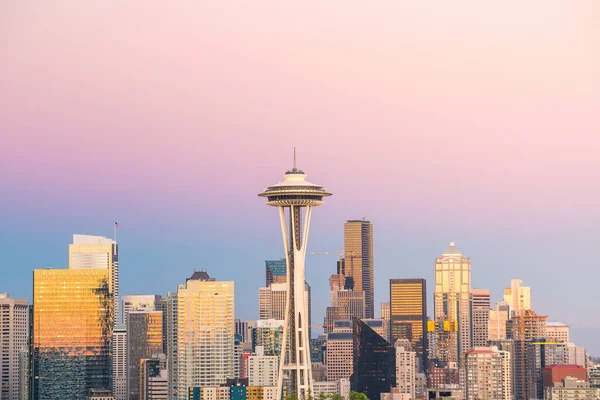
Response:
[235,320,252,344]
[390,278,427,368]
[165,292,178,400]
[332,319,388,341]
[462,347,511,400]
[259,159,331,400]
[33,268,113,399]
[325,332,354,381]
[395,339,416,398]
[140,356,168,400]
[325,290,365,333]
[488,303,509,341]
[566,343,586,367]
[122,295,162,326]
[87,388,115,400]
[546,322,569,344]
[381,302,390,321]
[127,311,163,400]
[470,289,490,347]
[0,293,28,400]
[265,259,287,287]
[427,319,459,367]
[344,220,374,319]
[251,320,284,357]
[503,279,532,317]
[544,377,599,400]
[175,272,234,399]
[350,318,395,400]
[113,324,127,400]
[313,379,350,400]
[434,243,471,356]
[69,234,119,324]
[543,365,587,389]
[247,346,278,387]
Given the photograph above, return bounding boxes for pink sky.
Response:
[1,1,600,351]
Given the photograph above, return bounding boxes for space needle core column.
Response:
[259,153,331,400]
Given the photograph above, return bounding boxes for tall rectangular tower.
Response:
[113,324,127,400]
[33,268,113,399]
[127,311,163,400]
[434,242,471,355]
[69,234,119,324]
[471,289,490,347]
[176,272,234,399]
[389,279,427,369]
[122,295,163,326]
[344,220,374,319]
[0,293,28,400]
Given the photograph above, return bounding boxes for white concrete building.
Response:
[395,339,416,398]
[545,377,599,400]
[112,324,127,400]
[462,347,511,400]
[247,346,278,386]
[313,379,350,400]
[0,293,28,400]
[325,332,353,381]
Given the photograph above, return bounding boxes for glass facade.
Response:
[390,279,427,368]
[265,259,287,286]
[33,268,113,400]
[127,311,163,400]
[350,318,395,400]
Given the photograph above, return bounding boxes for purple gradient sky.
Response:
[1,1,600,352]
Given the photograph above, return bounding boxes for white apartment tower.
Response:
[0,293,28,400]
[69,234,119,323]
[247,346,279,386]
[395,339,416,398]
[175,272,234,399]
[462,347,511,400]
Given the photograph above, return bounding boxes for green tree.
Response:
[349,391,368,400]
[328,394,345,400]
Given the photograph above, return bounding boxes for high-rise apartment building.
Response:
[389,279,427,368]
[503,279,532,317]
[127,311,163,400]
[122,295,162,326]
[113,324,127,400]
[434,243,471,356]
[344,220,374,318]
[394,339,416,398]
[350,318,396,400]
[546,322,569,344]
[462,347,511,400]
[325,332,354,381]
[69,234,119,324]
[247,346,278,387]
[251,320,284,357]
[0,293,28,400]
[471,289,490,347]
[175,272,234,399]
[33,268,113,399]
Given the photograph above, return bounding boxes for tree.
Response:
[349,391,368,400]
[328,394,345,400]
[285,394,298,400]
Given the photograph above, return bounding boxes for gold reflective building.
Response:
[390,279,427,368]
[344,220,374,318]
[127,311,163,400]
[33,268,113,399]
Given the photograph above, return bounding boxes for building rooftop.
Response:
[546,321,569,327]
[327,332,353,341]
[443,242,461,256]
[73,234,116,245]
[187,271,214,282]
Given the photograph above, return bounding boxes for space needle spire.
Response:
[259,152,331,400]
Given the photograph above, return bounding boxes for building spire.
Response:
[293,146,297,170]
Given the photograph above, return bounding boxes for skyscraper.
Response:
[33,268,113,399]
[122,295,162,326]
[175,272,234,399]
[165,292,178,400]
[380,302,390,321]
[434,242,471,355]
[471,289,490,347]
[462,347,511,400]
[325,332,354,381]
[0,293,28,400]
[389,279,427,368]
[140,355,168,400]
[258,155,331,400]
[503,279,532,317]
[488,302,509,341]
[113,324,127,400]
[127,311,163,400]
[265,259,287,286]
[259,282,312,337]
[69,234,119,324]
[395,339,416,398]
[350,318,396,400]
[344,220,374,318]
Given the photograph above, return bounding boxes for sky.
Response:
[1,1,599,353]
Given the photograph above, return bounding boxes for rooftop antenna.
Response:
[293,146,297,170]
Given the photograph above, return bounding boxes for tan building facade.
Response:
[344,220,374,319]
[462,347,511,400]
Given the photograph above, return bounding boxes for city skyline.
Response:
[2,0,600,358]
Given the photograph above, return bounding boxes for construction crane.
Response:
[309,250,356,289]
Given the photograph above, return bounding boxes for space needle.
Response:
[259,150,332,400]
